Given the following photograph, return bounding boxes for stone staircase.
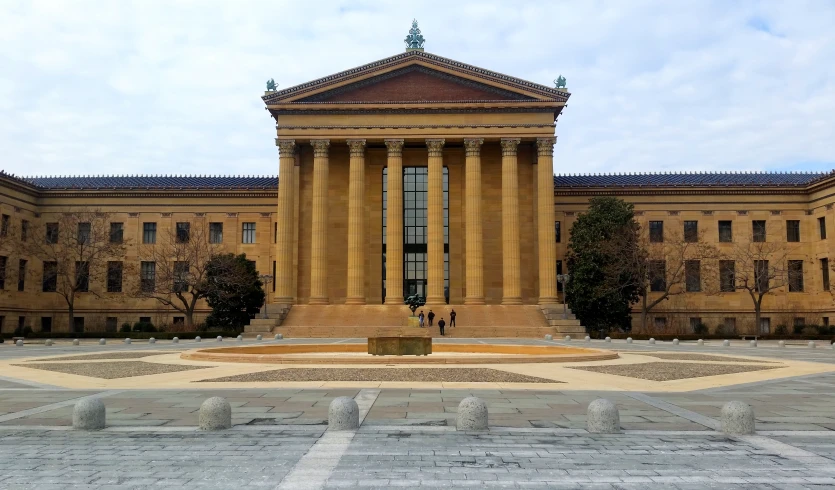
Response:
[539,304,587,337]
[244,304,291,334]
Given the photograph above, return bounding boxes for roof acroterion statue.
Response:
[404,19,425,51]
[554,75,567,89]
[266,78,277,91]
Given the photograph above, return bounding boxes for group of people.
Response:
[417,309,456,336]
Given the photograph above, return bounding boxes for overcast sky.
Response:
[1,0,833,178]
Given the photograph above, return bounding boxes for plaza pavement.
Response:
[0,338,835,488]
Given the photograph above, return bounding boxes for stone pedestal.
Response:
[368,336,432,356]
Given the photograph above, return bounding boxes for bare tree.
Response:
[132,220,224,328]
[602,226,719,333]
[22,209,128,330]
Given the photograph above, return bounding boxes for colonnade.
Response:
[273,137,558,305]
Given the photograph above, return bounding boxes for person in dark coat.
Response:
[418,310,425,328]
[427,310,435,327]
[438,317,446,336]
[450,309,456,327]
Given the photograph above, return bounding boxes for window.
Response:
[242,222,256,244]
[109,222,124,243]
[46,222,59,244]
[41,317,52,333]
[272,261,276,292]
[685,260,701,292]
[819,217,827,240]
[21,220,29,242]
[788,260,804,292]
[654,317,667,330]
[794,317,805,329]
[825,317,830,328]
[176,222,190,243]
[76,261,89,292]
[273,222,277,243]
[684,221,698,243]
[724,317,737,332]
[555,221,561,243]
[689,317,702,332]
[140,261,156,292]
[174,261,189,292]
[0,214,8,237]
[760,317,771,334]
[649,221,664,243]
[556,260,563,293]
[77,222,91,244]
[0,256,5,289]
[42,261,57,292]
[107,261,123,293]
[752,220,766,242]
[209,222,223,244]
[720,260,736,292]
[72,317,84,334]
[18,316,25,331]
[754,260,769,292]
[173,317,185,326]
[105,317,118,332]
[17,259,26,291]
[822,258,830,291]
[649,260,666,291]
[786,220,800,242]
[718,220,733,242]
[139,316,151,324]
[0,316,3,334]
[143,222,157,244]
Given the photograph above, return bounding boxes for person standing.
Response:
[450,309,456,327]
[428,310,435,327]
[438,317,446,336]
[418,310,425,328]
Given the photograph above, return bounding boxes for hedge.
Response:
[1,331,240,340]
[606,333,835,342]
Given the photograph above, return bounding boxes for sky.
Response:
[1,0,834,178]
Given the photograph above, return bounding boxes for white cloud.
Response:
[0,0,833,177]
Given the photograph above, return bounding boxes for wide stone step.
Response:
[278,326,556,339]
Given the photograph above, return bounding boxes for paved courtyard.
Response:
[1,337,835,488]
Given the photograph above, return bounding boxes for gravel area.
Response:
[14,361,209,379]
[32,351,171,362]
[638,353,779,363]
[199,368,560,383]
[569,362,779,381]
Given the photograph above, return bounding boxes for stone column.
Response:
[275,139,296,304]
[345,139,367,305]
[384,139,405,304]
[537,137,558,304]
[464,138,485,304]
[501,138,522,305]
[426,138,446,305]
[309,139,330,305]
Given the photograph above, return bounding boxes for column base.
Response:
[425,295,446,305]
[538,296,559,305]
[308,297,329,305]
[384,296,404,305]
[344,297,366,305]
[501,297,523,305]
[274,296,294,304]
[464,297,485,305]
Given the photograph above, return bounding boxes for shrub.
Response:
[693,323,709,336]
[774,325,787,336]
[132,321,156,333]
[13,325,34,337]
[715,324,737,337]
[793,324,806,335]
[120,323,132,333]
[816,325,833,336]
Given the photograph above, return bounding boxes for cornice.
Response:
[554,188,811,197]
[38,190,277,199]
[276,123,554,130]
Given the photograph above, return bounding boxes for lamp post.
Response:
[557,273,571,319]
[258,274,274,319]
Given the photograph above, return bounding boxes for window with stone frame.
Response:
[176,222,190,243]
[173,261,189,292]
[21,220,29,242]
[649,260,666,291]
[819,216,827,240]
[42,261,57,292]
[754,260,769,292]
[77,222,91,244]
[46,222,59,244]
[788,260,804,292]
[684,221,698,243]
[242,222,256,244]
[653,317,667,330]
[209,222,223,244]
[107,261,123,293]
[17,259,25,292]
[75,261,89,292]
[719,260,735,292]
[752,220,766,242]
[0,214,9,237]
[109,222,124,243]
[0,255,6,289]
[685,260,701,292]
[821,258,830,291]
[718,220,733,242]
[555,221,561,243]
[786,220,800,242]
[649,221,664,243]
[140,261,156,292]
[142,222,157,244]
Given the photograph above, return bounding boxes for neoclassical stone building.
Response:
[1,40,834,336]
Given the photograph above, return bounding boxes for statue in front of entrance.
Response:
[266,78,277,91]
[405,294,425,316]
[554,75,567,89]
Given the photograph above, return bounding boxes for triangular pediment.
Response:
[263,50,569,105]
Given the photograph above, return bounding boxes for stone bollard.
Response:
[172,337,179,344]
[73,398,106,430]
[276,333,284,340]
[626,337,633,344]
[809,341,816,349]
[216,336,223,342]
[149,338,156,344]
[99,339,106,345]
[648,338,656,345]
[15,340,23,347]
[73,339,80,346]
[456,396,488,431]
[328,396,359,431]
[721,401,755,435]
[195,336,201,342]
[237,335,243,342]
[124,338,131,345]
[564,335,571,342]
[256,334,263,341]
[749,340,757,347]
[672,339,680,345]
[604,337,611,343]
[45,339,53,347]
[697,339,704,346]
[544,334,553,341]
[778,340,785,348]
[587,398,620,433]
[723,340,730,347]
[584,336,591,342]
[199,397,232,431]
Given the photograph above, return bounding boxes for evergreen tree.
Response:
[204,253,265,331]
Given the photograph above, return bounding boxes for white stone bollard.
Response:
[749,340,757,347]
[456,396,488,431]
[544,334,553,341]
[808,341,816,349]
[216,336,223,342]
[604,337,611,343]
[199,397,232,431]
[564,335,571,342]
[778,340,785,348]
[124,338,131,345]
[237,335,243,342]
[648,338,656,345]
[256,334,263,341]
[328,396,359,431]
[697,339,704,346]
[584,336,591,342]
[723,340,730,347]
[721,401,755,435]
[172,337,179,343]
[15,340,23,347]
[99,339,106,345]
[672,339,680,345]
[195,336,202,342]
[587,398,620,433]
[73,398,106,430]
[276,333,283,340]
[73,339,80,346]
[626,337,632,344]
[149,338,156,344]
[45,339,53,346]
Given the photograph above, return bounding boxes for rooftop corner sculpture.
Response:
[554,75,567,89]
[404,19,425,50]
[266,78,277,91]
[404,294,426,316]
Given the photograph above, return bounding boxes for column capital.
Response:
[384,139,404,156]
[275,139,296,157]
[426,138,445,156]
[463,138,484,157]
[500,138,521,156]
[536,137,557,156]
[346,139,366,156]
[311,139,330,157]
